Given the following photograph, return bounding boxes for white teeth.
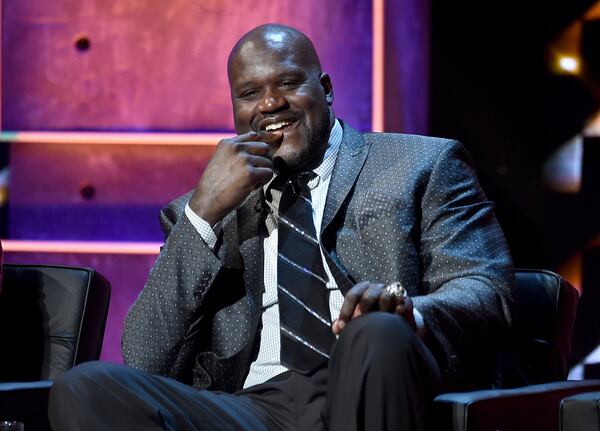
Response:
[265,121,291,131]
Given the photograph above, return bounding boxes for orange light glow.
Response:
[557,251,583,293]
[372,0,385,132]
[557,55,580,74]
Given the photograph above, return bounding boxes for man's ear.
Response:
[320,73,334,105]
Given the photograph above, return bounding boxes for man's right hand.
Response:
[188,131,283,226]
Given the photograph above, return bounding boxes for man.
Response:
[49,24,514,430]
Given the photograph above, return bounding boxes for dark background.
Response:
[430,0,598,270]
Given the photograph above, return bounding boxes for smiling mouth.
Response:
[262,120,296,132]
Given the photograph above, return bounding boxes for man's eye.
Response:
[240,90,257,98]
[280,81,298,88]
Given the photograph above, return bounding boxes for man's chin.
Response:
[272,124,329,175]
[272,149,310,177]
[273,156,302,177]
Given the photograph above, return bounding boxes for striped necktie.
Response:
[276,172,335,374]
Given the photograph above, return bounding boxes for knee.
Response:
[52,361,119,391]
[50,361,126,410]
[339,311,415,343]
[335,312,420,363]
[329,312,441,397]
[49,361,112,428]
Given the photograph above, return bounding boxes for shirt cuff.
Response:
[185,203,218,250]
[413,307,426,339]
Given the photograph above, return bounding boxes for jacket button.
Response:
[199,272,211,287]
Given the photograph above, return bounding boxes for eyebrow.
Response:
[233,70,308,89]
[233,80,257,90]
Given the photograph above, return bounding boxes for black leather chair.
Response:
[0,264,111,431]
[434,269,600,431]
[559,390,600,431]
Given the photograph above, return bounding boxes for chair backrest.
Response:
[499,269,579,386]
[0,264,111,382]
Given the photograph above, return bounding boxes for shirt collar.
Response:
[309,118,342,189]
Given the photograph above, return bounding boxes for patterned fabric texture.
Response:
[122,120,515,392]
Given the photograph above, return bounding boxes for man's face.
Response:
[228,41,333,174]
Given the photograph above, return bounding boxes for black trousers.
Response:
[49,312,441,430]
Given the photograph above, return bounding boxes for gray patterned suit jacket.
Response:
[122,121,514,392]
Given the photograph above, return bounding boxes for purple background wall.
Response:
[8,142,215,241]
[2,0,373,131]
[384,0,430,133]
[1,0,430,363]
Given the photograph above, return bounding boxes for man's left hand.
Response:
[332,281,416,335]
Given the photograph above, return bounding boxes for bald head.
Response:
[228,24,322,81]
[226,23,334,175]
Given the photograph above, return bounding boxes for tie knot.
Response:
[287,171,317,197]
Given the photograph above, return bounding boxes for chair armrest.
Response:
[0,381,53,431]
[434,380,600,431]
[560,391,600,431]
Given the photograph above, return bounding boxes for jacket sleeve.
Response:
[121,195,225,382]
[411,140,515,385]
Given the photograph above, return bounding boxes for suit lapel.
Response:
[322,121,371,233]
[321,121,371,294]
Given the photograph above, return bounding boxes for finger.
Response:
[358,283,384,315]
[258,132,283,159]
[246,154,274,169]
[235,131,283,147]
[238,141,271,156]
[334,282,370,333]
[258,131,284,145]
[378,288,396,312]
[248,137,283,156]
[394,302,406,316]
[229,130,267,142]
[247,167,275,187]
[394,296,412,317]
[231,133,283,161]
[338,282,370,323]
[332,319,343,335]
[394,297,416,331]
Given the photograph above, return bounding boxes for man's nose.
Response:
[258,88,288,113]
